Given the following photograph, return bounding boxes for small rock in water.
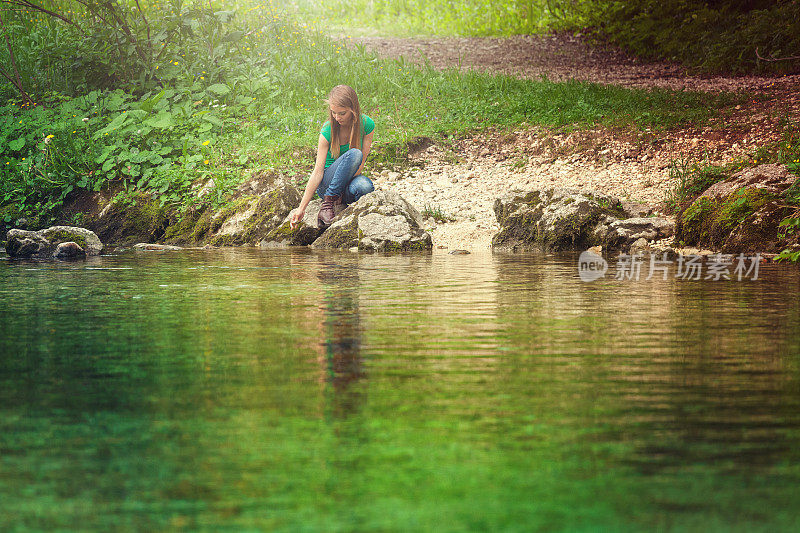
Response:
[628,237,650,254]
[133,243,184,251]
[449,249,471,255]
[53,241,86,259]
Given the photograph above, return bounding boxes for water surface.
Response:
[1,249,799,531]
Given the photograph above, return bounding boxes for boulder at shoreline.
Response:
[6,226,103,259]
[312,190,432,252]
[492,188,627,252]
[675,164,800,253]
[263,198,344,247]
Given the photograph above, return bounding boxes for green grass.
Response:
[422,204,455,223]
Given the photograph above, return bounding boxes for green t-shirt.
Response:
[320,114,375,169]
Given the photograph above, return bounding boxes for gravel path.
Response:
[350,33,800,251]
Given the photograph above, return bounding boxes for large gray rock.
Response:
[6,226,103,258]
[492,188,627,252]
[312,190,432,252]
[600,217,675,249]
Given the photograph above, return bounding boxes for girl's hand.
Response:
[290,207,305,228]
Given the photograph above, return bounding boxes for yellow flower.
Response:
[45,134,54,139]
[202,140,210,146]
[204,159,209,165]
[174,61,179,65]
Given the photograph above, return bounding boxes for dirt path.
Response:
[355,33,800,92]
[350,33,800,252]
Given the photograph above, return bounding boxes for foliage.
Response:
[775,131,800,262]
[293,0,553,36]
[0,0,263,98]
[0,84,231,225]
[544,0,800,74]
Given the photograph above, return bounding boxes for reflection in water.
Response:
[317,258,364,419]
[1,248,800,530]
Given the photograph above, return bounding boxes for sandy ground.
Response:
[346,33,800,251]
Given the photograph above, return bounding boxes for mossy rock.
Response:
[492,187,626,252]
[262,198,333,246]
[6,226,102,258]
[722,202,799,254]
[162,205,210,246]
[676,187,777,250]
[85,191,172,246]
[209,183,301,246]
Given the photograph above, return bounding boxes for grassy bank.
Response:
[0,0,733,231]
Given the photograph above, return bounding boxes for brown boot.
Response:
[318,195,340,228]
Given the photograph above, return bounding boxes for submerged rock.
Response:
[6,226,103,259]
[492,188,627,252]
[5,230,49,257]
[133,243,184,251]
[53,241,86,259]
[312,190,432,252]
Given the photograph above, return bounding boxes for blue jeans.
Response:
[316,148,374,204]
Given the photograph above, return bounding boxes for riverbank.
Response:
[2,23,798,257]
[349,32,800,253]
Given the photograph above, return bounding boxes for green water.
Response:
[1,248,800,532]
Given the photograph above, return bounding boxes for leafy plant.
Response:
[423,204,455,223]
[664,157,728,213]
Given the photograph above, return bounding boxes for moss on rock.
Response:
[493,188,625,251]
[676,187,776,250]
[85,191,172,246]
[163,206,208,245]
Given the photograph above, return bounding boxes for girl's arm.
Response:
[355,131,374,176]
[291,134,329,228]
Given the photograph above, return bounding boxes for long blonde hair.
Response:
[326,85,363,160]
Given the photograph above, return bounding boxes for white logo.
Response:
[578,250,607,282]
